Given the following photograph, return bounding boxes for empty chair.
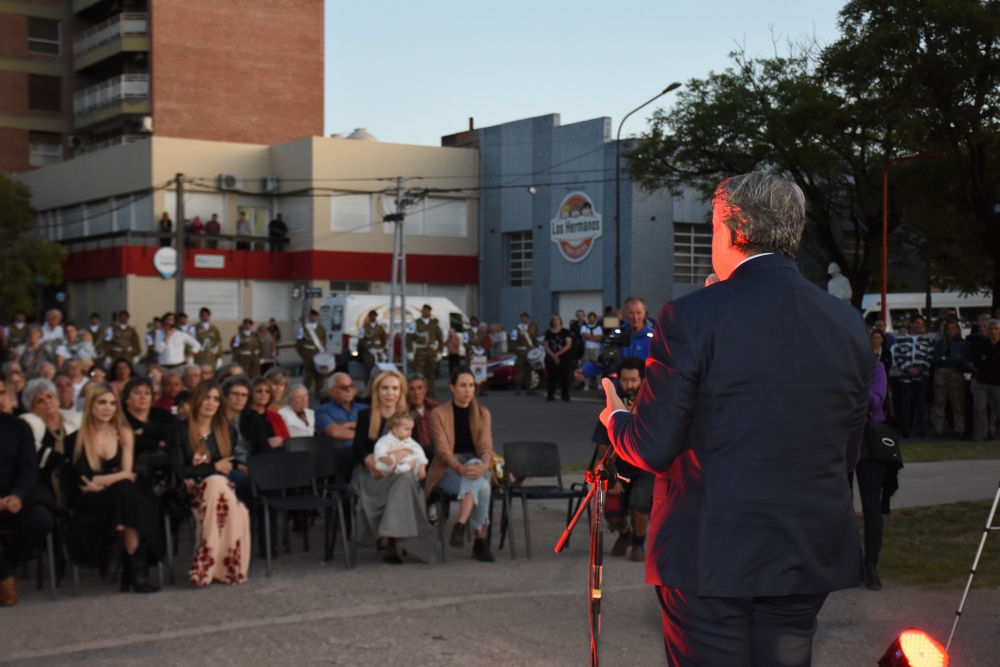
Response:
[502,441,587,559]
[248,451,346,575]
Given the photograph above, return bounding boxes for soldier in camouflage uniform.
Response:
[511,312,538,395]
[194,307,223,368]
[5,312,28,354]
[104,310,142,367]
[232,318,262,377]
[296,309,327,400]
[407,304,444,397]
[358,310,388,378]
[86,313,107,366]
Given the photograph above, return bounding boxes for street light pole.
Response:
[614,82,681,309]
[880,152,946,323]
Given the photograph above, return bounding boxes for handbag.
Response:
[866,420,903,466]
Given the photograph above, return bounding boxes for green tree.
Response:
[630,0,1000,308]
[628,45,904,306]
[0,174,66,319]
[822,0,1000,307]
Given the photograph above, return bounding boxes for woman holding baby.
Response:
[352,369,435,564]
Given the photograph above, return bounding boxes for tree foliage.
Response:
[0,174,66,319]
[629,0,1000,307]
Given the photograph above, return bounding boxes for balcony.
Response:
[73,74,151,129]
[74,133,148,157]
[73,13,150,71]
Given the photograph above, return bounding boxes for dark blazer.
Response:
[609,253,871,598]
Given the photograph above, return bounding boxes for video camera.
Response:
[597,316,631,378]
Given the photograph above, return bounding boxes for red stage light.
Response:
[878,629,949,667]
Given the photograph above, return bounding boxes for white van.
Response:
[317,294,468,368]
[860,292,993,336]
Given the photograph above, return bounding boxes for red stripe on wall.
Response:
[63,247,479,284]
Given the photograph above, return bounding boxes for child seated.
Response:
[373,413,428,478]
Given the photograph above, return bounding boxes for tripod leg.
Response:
[947,482,1000,652]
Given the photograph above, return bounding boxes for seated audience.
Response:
[352,370,434,564]
[317,372,366,448]
[64,384,163,593]
[250,377,289,445]
[0,408,54,606]
[169,382,250,586]
[278,385,315,438]
[428,367,496,562]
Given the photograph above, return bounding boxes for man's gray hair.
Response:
[406,372,427,385]
[22,378,56,411]
[288,383,309,398]
[987,318,1000,328]
[713,172,806,258]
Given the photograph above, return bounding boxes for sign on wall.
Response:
[153,247,176,278]
[550,192,602,263]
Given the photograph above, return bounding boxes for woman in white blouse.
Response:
[278,384,315,437]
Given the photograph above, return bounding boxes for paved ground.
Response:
[4,381,1000,665]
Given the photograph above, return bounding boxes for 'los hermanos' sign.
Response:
[550,192,602,263]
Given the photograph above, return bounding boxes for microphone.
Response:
[705,273,719,287]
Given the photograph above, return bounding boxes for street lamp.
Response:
[615,83,682,308]
[880,152,946,323]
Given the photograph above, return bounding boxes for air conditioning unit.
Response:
[68,135,83,149]
[218,174,243,191]
[261,176,280,193]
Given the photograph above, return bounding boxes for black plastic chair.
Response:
[283,436,357,568]
[248,451,346,575]
[502,441,587,559]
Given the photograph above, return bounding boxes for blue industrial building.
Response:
[471,113,711,329]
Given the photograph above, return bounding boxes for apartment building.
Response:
[0,0,323,173]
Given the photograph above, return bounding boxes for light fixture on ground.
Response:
[614,82,681,307]
[878,628,948,667]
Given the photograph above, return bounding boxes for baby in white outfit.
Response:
[374,413,428,478]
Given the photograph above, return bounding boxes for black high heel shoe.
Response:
[102,533,125,583]
[122,553,159,593]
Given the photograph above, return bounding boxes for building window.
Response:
[29,132,62,167]
[28,74,61,111]
[328,281,370,293]
[27,17,61,55]
[673,222,713,284]
[507,231,533,287]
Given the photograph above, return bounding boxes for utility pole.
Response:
[174,173,185,314]
[386,177,408,375]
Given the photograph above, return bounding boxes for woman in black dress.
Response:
[543,315,573,402]
[65,383,162,592]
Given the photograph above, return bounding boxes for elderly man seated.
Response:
[315,372,367,448]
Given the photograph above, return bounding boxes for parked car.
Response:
[486,353,545,390]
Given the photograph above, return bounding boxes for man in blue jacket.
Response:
[602,172,871,666]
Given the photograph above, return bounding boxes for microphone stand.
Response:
[555,440,628,667]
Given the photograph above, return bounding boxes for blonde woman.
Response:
[64,383,162,592]
[352,369,435,564]
[169,381,250,586]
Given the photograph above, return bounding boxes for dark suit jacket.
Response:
[609,253,871,598]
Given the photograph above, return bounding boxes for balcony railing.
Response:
[73,74,150,115]
[74,134,148,156]
[73,12,148,58]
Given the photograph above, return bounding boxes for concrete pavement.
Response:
[4,384,1000,665]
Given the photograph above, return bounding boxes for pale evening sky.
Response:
[325,0,848,147]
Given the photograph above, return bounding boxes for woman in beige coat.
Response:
[427,367,495,562]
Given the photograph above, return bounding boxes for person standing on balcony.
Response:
[158,212,172,248]
[236,212,251,250]
[205,214,221,249]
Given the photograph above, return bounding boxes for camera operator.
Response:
[590,356,652,561]
[574,296,654,385]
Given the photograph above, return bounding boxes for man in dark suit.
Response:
[602,172,871,666]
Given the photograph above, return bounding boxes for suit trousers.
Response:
[656,585,828,667]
